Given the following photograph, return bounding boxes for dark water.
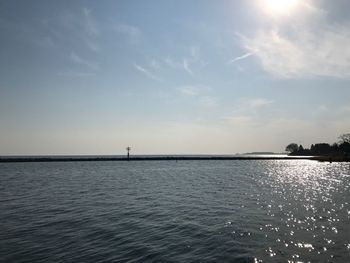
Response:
[1,160,349,262]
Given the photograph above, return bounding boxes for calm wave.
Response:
[1,160,349,262]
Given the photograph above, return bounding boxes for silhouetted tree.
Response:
[285,143,298,153]
[331,143,339,152]
[285,134,350,157]
[312,143,331,155]
[339,142,350,154]
[339,133,350,144]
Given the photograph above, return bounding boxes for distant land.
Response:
[242,152,285,155]
[1,134,349,163]
[0,155,349,163]
[285,133,350,158]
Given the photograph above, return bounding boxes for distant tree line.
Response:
[285,133,350,156]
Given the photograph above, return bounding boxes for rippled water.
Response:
[1,160,349,262]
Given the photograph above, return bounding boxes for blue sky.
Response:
[1,0,350,155]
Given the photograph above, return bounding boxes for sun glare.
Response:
[261,0,300,16]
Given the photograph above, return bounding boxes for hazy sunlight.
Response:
[260,0,300,16]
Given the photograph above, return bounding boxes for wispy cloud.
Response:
[227,52,253,64]
[142,46,207,78]
[134,64,162,81]
[82,7,99,36]
[60,7,99,38]
[25,7,100,54]
[338,105,350,113]
[199,96,219,108]
[33,34,55,47]
[85,40,100,52]
[222,115,253,125]
[149,59,161,70]
[177,85,218,108]
[241,3,350,79]
[70,52,99,70]
[182,46,207,76]
[58,70,94,78]
[222,97,274,127]
[162,46,207,76]
[183,59,193,75]
[163,57,181,69]
[178,85,199,96]
[316,105,329,112]
[248,98,273,108]
[115,24,142,44]
[177,85,211,96]
[134,48,206,81]
[55,8,100,52]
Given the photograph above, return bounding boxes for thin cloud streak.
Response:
[146,46,206,77]
[227,52,253,64]
[183,59,194,76]
[134,64,162,81]
[44,7,101,53]
[70,52,99,70]
[248,98,273,108]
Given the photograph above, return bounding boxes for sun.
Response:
[260,0,300,16]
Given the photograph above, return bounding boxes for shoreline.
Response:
[1,156,349,163]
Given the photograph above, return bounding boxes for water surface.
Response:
[1,160,349,262]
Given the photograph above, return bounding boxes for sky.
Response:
[1,0,350,155]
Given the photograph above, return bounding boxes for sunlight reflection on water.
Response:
[254,161,350,262]
[0,160,349,262]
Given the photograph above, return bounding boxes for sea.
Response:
[0,159,349,262]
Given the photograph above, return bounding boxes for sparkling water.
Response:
[1,160,349,262]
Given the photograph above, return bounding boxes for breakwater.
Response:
[0,155,343,163]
